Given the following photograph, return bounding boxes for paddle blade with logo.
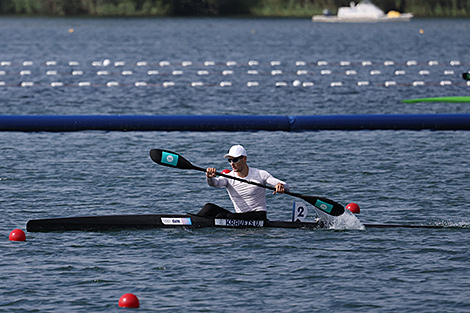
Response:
[150,149,202,171]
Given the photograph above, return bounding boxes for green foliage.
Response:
[0,0,469,17]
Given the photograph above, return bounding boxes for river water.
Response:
[1,17,470,312]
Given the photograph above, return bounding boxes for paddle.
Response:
[150,149,345,217]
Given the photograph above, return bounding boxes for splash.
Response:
[314,208,365,230]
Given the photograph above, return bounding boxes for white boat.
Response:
[312,0,413,23]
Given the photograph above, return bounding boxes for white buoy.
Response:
[78,82,91,86]
[248,60,259,66]
[103,59,111,66]
[222,70,233,75]
[384,61,394,66]
[275,82,288,87]
[247,82,259,87]
[97,71,109,75]
[197,70,209,75]
[115,61,125,66]
[191,82,203,87]
[72,70,83,76]
[159,61,170,66]
[69,61,79,66]
[330,82,343,87]
[450,60,460,66]
[172,70,183,75]
[440,80,452,86]
[317,61,328,66]
[226,61,237,66]
[46,61,57,66]
[412,81,425,86]
[135,82,147,87]
[220,81,232,87]
[20,70,31,75]
[163,81,175,87]
[444,70,454,75]
[182,61,192,67]
[270,61,281,66]
[50,82,64,87]
[340,61,350,66]
[345,70,357,75]
[295,61,306,66]
[1,61,11,66]
[419,70,430,75]
[46,71,57,76]
[21,82,34,87]
[147,70,159,75]
[0,71,5,75]
[106,81,119,87]
[271,70,282,75]
[296,70,308,75]
[357,81,370,86]
[362,61,372,66]
[394,70,406,75]
[137,61,148,66]
[247,70,258,75]
[428,60,439,66]
[204,61,215,66]
[320,70,331,75]
[302,82,314,87]
[406,60,417,66]
[23,61,33,66]
[292,80,301,87]
[370,70,381,75]
[384,81,397,87]
[122,71,133,76]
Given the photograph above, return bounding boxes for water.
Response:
[1,18,470,312]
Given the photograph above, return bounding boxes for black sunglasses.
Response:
[228,156,244,164]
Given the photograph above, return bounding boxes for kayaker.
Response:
[198,144,289,220]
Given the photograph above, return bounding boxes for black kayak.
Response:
[26,214,443,232]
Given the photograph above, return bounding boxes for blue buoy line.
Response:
[1,114,470,132]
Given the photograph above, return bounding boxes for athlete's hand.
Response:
[206,167,217,178]
[273,183,285,194]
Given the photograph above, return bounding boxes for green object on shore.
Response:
[402,97,470,104]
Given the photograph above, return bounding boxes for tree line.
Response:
[0,0,469,17]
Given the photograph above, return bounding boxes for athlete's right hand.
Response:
[206,167,217,178]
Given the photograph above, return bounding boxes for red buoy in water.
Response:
[118,293,140,308]
[346,203,360,214]
[9,229,26,241]
[221,169,231,174]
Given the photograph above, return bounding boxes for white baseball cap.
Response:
[224,145,247,158]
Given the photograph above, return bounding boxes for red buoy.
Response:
[118,293,140,308]
[9,229,26,241]
[346,203,360,214]
[221,169,231,174]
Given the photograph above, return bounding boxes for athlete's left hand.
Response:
[273,183,285,194]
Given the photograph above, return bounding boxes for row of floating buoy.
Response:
[1,69,461,76]
[0,59,466,68]
[4,80,470,88]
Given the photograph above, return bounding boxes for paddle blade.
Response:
[150,149,198,170]
[296,194,344,216]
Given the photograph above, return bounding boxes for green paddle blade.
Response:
[150,149,199,170]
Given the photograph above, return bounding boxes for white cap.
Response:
[224,145,247,158]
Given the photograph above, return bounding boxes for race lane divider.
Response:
[0,114,470,132]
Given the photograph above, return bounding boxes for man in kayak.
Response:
[198,144,289,220]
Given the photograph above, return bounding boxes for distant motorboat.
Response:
[312,0,413,23]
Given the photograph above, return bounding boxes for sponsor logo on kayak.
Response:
[315,199,333,213]
[161,217,192,226]
[161,152,179,167]
[215,219,264,227]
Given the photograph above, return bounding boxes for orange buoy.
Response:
[9,229,26,241]
[118,293,140,308]
[346,203,360,214]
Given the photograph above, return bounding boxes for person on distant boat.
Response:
[198,144,289,220]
